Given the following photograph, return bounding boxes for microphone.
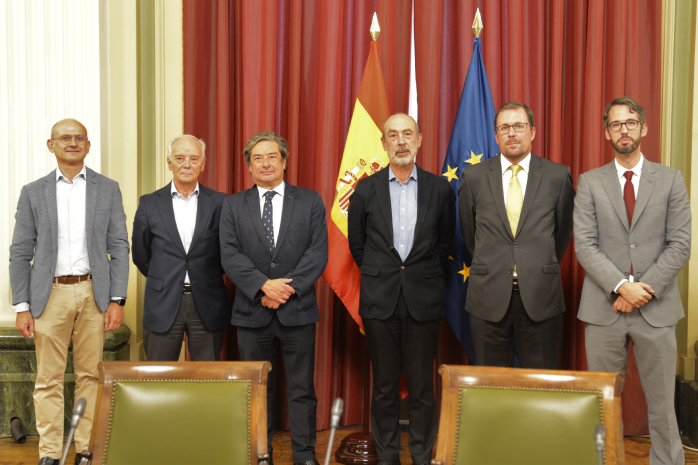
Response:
[324,398,344,465]
[594,424,605,465]
[60,398,87,465]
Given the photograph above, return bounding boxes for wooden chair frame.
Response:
[83,361,271,465]
[432,365,625,465]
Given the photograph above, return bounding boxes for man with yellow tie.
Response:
[458,101,575,368]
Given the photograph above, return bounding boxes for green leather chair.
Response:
[432,365,624,465]
[84,361,271,465]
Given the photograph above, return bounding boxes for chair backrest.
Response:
[87,361,271,465]
[432,365,624,465]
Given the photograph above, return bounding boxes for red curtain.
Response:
[183,0,661,434]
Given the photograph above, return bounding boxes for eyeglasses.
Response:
[496,123,529,134]
[607,120,642,133]
[52,135,88,145]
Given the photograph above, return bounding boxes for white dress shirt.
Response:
[613,154,644,292]
[257,181,285,244]
[501,153,531,205]
[171,181,199,284]
[17,166,95,313]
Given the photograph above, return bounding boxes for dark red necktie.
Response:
[623,171,635,275]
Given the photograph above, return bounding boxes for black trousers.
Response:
[143,293,225,361]
[363,289,441,464]
[470,288,563,368]
[237,314,318,463]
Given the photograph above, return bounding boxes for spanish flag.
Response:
[323,36,390,329]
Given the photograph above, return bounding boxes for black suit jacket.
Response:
[132,183,230,333]
[458,154,575,322]
[220,182,328,328]
[347,165,456,321]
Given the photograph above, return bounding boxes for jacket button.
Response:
[401,266,405,270]
[630,244,635,249]
[390,246,394,250]
[186,259,191,263]
[271,263,276,267]
[513,244,518,248]
[179,281,184,285]
[507,269,512,274]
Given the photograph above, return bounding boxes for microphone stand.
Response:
[324,398,344,465]
[60,398,87,465]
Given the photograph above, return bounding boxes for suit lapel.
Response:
[488,156,513,239]
[413,166,431,242]
[188,185,213,252]
[42,171,59,256]
[85,168,98,252]
[247,186,273,257]
[157,182,187,255]
[516,155,542,237]
[631,160,657,232]
[374,169,394,239]
[600,162,630,233]
[272,182,294,260]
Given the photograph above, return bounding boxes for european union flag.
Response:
[441,37,498,364]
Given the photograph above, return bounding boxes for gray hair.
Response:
[167,135,207,160]
[243,131,289,165]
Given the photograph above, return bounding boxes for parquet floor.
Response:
[1,427,697,464]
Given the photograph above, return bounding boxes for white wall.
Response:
[0,0,101,326]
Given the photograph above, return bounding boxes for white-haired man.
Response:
[132,135,230,360]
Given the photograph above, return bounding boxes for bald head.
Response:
[51,119,88,139]
[382,113,419,139]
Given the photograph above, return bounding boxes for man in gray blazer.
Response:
[458,102,575,369]
[10,119,129,465]
[220,131,328,465]
[132,135,229,361]
[575,97,691,465]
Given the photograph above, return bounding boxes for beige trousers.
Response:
[33,279,105,459]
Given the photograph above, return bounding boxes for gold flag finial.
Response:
[472,8,483,38]
[370,12,380,41]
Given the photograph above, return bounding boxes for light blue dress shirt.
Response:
[388,165,418,262]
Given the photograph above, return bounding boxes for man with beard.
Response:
[348,113,455,465]
[575,97,690,465]
[458,101,574,369]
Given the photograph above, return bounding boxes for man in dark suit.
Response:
[348,113,456,465]
[132,135,229,361]
[575,97,690,465]
[458,101,574,369]
[220,131,328,465]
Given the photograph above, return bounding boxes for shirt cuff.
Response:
[110,297,125,301]
[15,302,30,313]
[613,279,629,293]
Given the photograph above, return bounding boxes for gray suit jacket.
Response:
[458,154,575,322]
[220,182,328,328]
[9,168,130,318]
[574,159,691,327]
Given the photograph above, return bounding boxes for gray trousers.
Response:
[585,310,684,465]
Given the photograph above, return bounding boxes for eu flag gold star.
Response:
[458,263,470,282]
[465,151,483,165]
[442,165,459,182]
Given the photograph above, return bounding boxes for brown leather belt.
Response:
[512,278,519,291]
[183,284,193,294]
[54,274,91,284]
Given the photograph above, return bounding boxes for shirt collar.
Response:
[56,165,87,183]
[257,181,286,200]
[171,181,200,198]
[614,154,644,179]
[501,153,531,175]
[388,164,418,183]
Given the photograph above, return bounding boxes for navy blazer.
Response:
[132,183,230,332]
[220,182,328,328]
[347,165,456,321]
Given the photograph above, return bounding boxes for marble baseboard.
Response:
[0,326,130,436]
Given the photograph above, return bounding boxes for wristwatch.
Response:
[111,298,126,306]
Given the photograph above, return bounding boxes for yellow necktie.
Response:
[507,164,523,237]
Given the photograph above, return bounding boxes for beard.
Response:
[611,135,641,154]
[389,148,416,167]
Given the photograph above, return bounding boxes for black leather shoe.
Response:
[38,458,57,465]
[74,452,91,465]
[294,460,320,465]
[376,461,401,465]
